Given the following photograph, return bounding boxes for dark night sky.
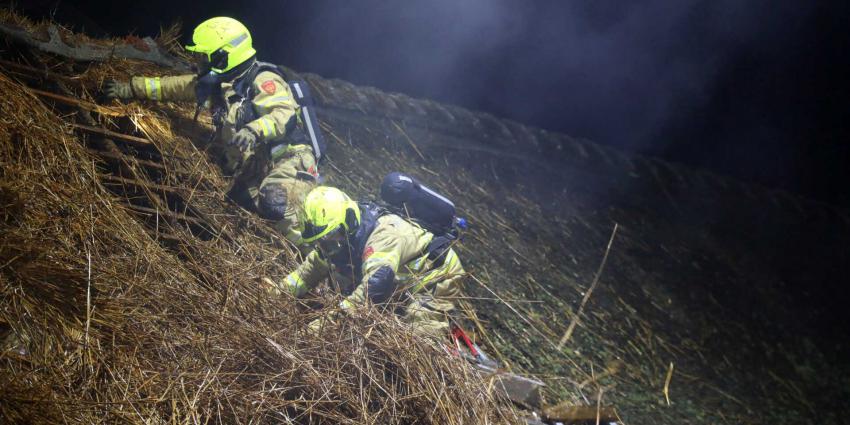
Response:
[19,0,850,207]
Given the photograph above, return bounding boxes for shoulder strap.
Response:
[234,61,285,99]
[233,62,327,162]
[377,201,438,234]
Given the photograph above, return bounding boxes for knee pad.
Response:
[258,185,288,220]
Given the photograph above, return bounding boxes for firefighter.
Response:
[104,16,316,243]
[264,186,465,340]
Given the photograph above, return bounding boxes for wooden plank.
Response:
[73,123,154,147]
[0,22,189,70]
[99,174,179,194]
[471,360,544,409]
[87,148,167,171]
[123,204,204,226]
[28,87,123,117]
[0,59,76,85]
[542,404,618,424]
[101,175,221,240]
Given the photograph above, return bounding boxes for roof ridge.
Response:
[284,68,848,225]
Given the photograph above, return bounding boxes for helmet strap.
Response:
[345,208,359,234]
[217,56,257,83]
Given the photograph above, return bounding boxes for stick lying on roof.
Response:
[0,22,189,70]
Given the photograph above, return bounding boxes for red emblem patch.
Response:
[261,80,277,95]
[363,246,375,261]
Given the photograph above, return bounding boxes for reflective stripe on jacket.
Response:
[130,69,299,145]
[280,212,464,306]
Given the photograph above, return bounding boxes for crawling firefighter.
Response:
[264,185,465,340]
[105,17,322,244]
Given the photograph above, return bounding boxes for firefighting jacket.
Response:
[129,63,299,147]
[277,203,464,307]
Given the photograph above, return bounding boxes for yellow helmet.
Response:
[185,17,256,73]
[301,187,361,243]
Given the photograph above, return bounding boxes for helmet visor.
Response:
[189,50,231,75]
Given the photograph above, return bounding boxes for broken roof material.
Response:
[0,12,520,424]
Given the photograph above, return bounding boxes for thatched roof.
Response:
[2,9,849,425]
[0,11,520,424]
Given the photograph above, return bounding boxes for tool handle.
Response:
[450,325,480,358]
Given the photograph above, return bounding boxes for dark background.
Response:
[16,0,850,207]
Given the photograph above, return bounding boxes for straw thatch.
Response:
[0,13,521,425]
[5,7,850,425]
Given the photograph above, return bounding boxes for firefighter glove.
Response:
[307,316,328,334]
[230,128,257,152]
[104,79,133,100]
[307,303,353,334]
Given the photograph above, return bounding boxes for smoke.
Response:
[243,0,836,199]
[258,1,524,105]
[254,1,812,149]
[28,0,834,201]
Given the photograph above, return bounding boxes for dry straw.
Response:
[0,17,521,422]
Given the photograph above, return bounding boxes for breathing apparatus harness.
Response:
[192,59,326,162]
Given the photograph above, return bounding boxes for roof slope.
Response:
[2,11,849,424]
[290,46,850,425]
[0,13,518,425]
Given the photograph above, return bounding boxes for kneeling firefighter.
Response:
[264,186,465,340]
[104,17,326,244]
